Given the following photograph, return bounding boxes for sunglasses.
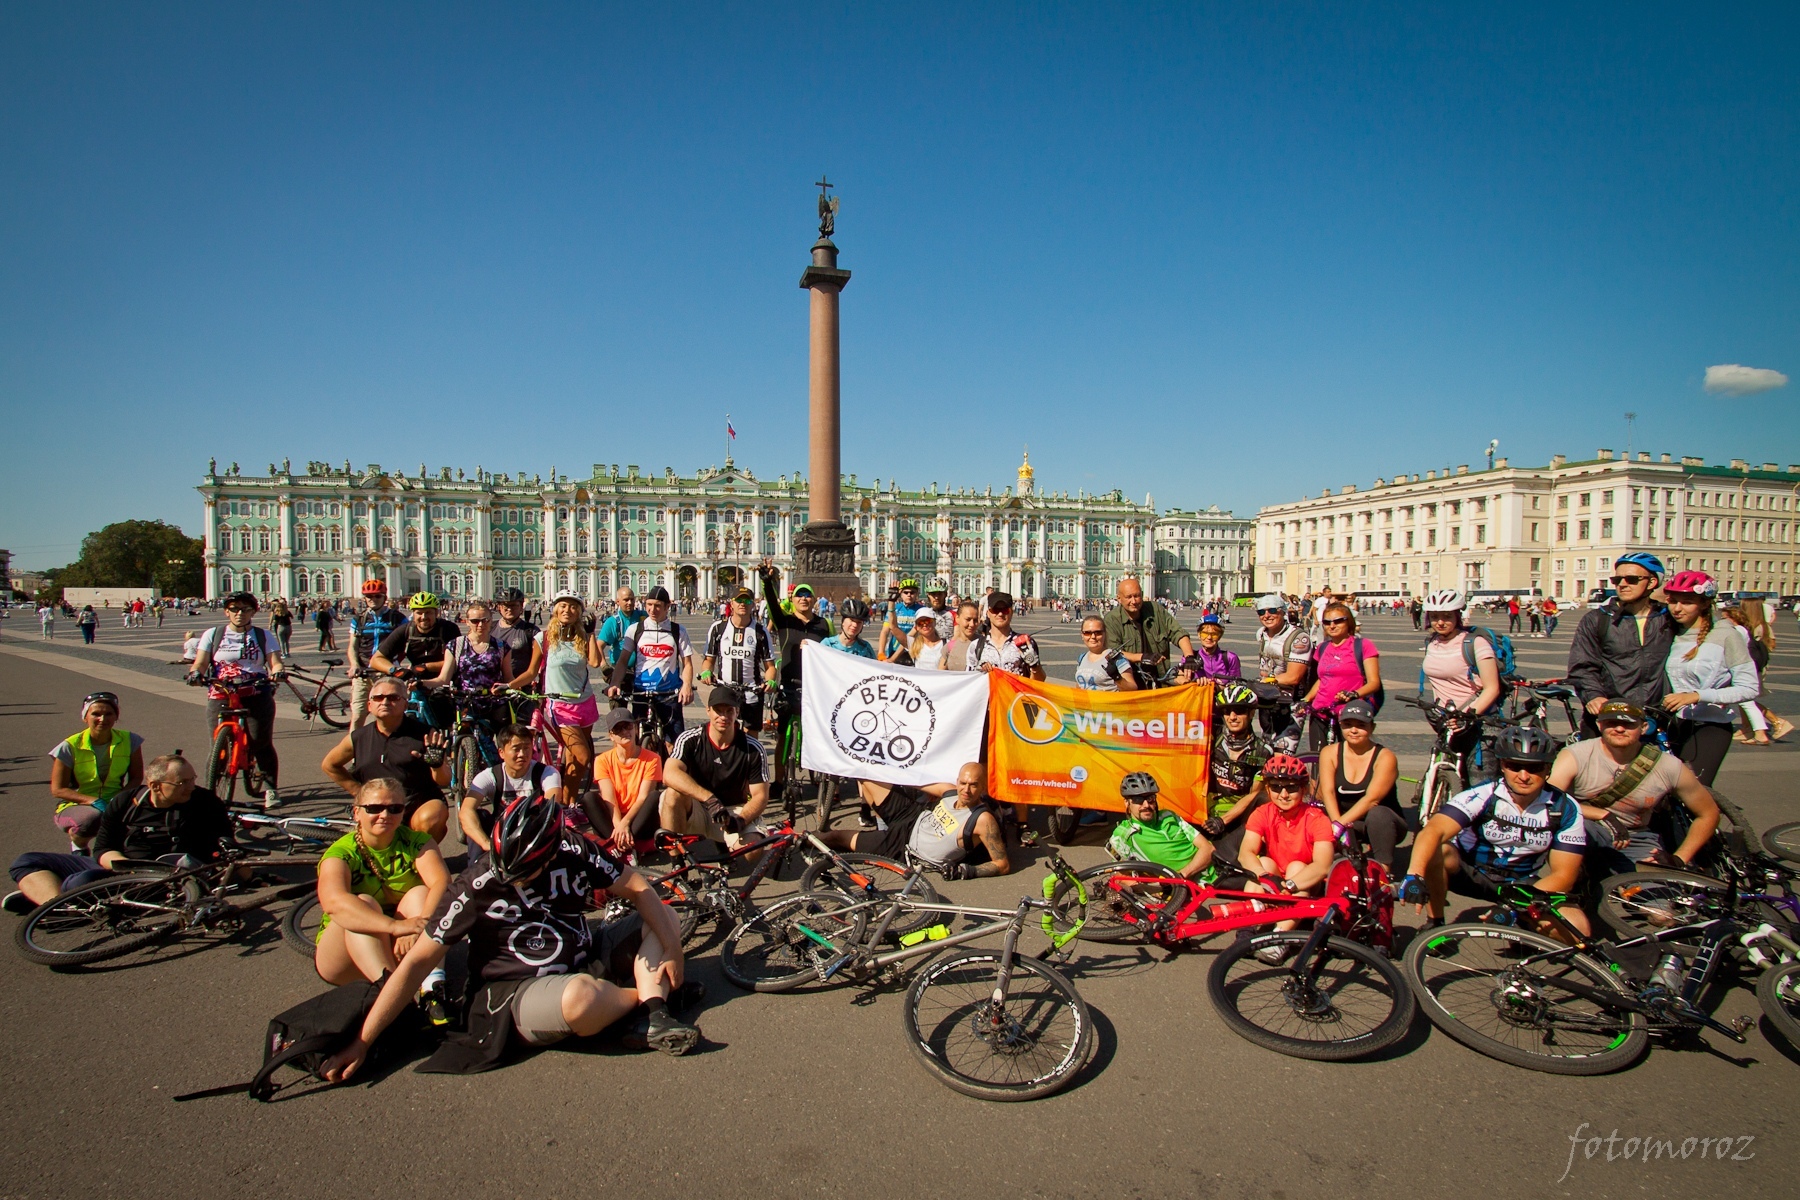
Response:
[1500,761,1549,775]
[1266,780,1307,793]
[1322,618,1349,627]
[1598,718,1644,730]
[1609,574,1653,585]
[1080,628,1106,636]
[359,803,408,815]
[468,617,492,625]
[369,692,405,703]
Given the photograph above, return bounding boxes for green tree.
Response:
[56,520,205,597]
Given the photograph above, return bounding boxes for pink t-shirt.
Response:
[1313,637,1376,713]
[1423,630,1495,709]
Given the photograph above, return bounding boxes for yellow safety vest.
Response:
[63,728,133,809]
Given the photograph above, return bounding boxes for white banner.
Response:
[799,640,988,785]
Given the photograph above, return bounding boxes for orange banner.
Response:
[985,674,1214,824]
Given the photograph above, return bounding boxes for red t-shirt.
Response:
[1245,802,1334,874]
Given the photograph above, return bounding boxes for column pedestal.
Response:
[794,520,860,604]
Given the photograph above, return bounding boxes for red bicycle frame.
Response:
[1103,851,1395,951]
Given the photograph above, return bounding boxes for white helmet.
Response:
[548,590,585,607]
[1422,588,1465,614]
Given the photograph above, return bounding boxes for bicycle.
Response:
[188,673,276,804]
[13,849,318,968]
[1504,678,1583,748]
[769,684,852,832]
[1048,829,1414,1061]
[720,852,1095,1100]
[1402,872,1799,1075]
[1394,694,1505,825]
[270,658,351,729]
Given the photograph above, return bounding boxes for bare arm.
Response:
[316,856,419,937]
[1537,849,1584,895]
[1469,654,1503,714]
[1671,769,1720,865]
[459,789,492,852]
[320,935,451,1081]
[1405,813,1461,878]
[1237,828,1267,876]
[321,734,359,796]
[1292,839,1334,891]
[610,867,685,987]
[964,812,1011,877]
[1317,745,1341,819]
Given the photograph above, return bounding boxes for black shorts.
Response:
[738,699,764,735]
[855,789,930,860]
[1448,862,1535,901]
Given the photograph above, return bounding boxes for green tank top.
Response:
[316,827,432,936]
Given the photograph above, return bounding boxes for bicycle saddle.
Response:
[1531,681,1577,699]
[318,658,344,667]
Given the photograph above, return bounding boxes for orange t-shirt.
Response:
[595,746,662,809]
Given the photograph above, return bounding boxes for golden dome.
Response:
[1018,448,1034,480]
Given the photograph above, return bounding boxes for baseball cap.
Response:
[707,684,743,710]
[987,591,1014,611]
[732,587,754,602]
[1254,594,1285,613]
[791,583,815,597]
[1338,699,1376,726]
[603,707,637,731]
[1597,700,1645,724]
[645,585,671,603]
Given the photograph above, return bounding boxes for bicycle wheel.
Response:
[797,853,942,938]
[206,727,236,805]
[816,776,845,831]
[14,871,202,967]
[282,892,322,958]
[448,735,481,806]
[1761,821,1800,867]
[903,949,1095,1101]
[1049,860,1178,944]
[1417,761,1457,824]
[651,872,712,945]
[316,682,351,729]
[1755,959,1800,1051]
[721,890,868,992]
[1402,921,1647,1075]
[1205,930,1414,1061]
[1593,870,1760,941]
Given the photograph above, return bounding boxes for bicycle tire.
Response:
[1205,930,1415,1061]
[902,949,1095,1101]
[1048,860,1178,944]
[449,735,481,807]
[721,890,868,992]
[650,873,712,945]
[816,776,844,832]
[797,852,942,938]
[1593,870,1791,941]
[206,727,236,805]
[1418,761,1457,824]
[1402,921,1648,1075]
[282,892,322,958]
[14,871,203,967]
[316,682,351,729]
[1760,821,1800,867]
[1754,959,1800,1051]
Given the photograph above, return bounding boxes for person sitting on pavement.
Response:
[1544,700,1719,876]
[321,675,452,841]
[312,779,452,1020]
[191,591,289,810]
[45,691,144,851]
[6,752,232,913]
[1564,552,1678,739]
[1237,754,1336,949]
[459,724,565,862]
[1188,613,1241,681]
[1204,681,1272,864]
[1398,726,1591,935]
[818,763,1014,880]
[1106,771,1216,879]
[1316,699,1407,873]
[659,686,770,851]
[593,708,662,858]
[318,790,700,1081]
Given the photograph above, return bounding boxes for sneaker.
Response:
[420,982,451,1027]
[2,891,33,916]
[857,803,877,831]
[262,788,282,812]
[643,1007,700,1056]
[1254,941,1294,965]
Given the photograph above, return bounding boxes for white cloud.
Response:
[1704,364,1789,395]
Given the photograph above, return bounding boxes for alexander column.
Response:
[793,177,860,600]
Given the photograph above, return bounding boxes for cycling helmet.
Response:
[1216,681,1258,710]
[1197,613,1223,629]
[223,590,259,610]
[1263,753,1310,783]
[548,590,585,607]
[928,578,948,594]
[497,587,526,604]
[1613,552,1664,579]
[898,578,919,590]
[490,792,565,882]
[839,597,872,621]
[1119,771,1160,801]
[1494,725,1558,768]
[361,579,388,596]
[1421,588,1465,614]
[1663,570,1717,599]
[407,591,441,610]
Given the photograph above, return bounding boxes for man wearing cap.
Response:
[1565,552,1678,738]
[758,559,832,782]
[702,587,779,735]
[1546,700,1719,875]
[660,686,770,850]
[1102,578,1194,685]
[877,578,926,661]
[1251,592,1310,744]
[606,586,696,742]
[594,707,664,856]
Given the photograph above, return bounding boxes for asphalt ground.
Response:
[0,606,1796,1200]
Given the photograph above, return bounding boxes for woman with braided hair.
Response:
[1659,571,1761,786]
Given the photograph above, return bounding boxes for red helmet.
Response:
[361,578,388,596]
[1663,570,1717,599]
[1263,753,1310,783]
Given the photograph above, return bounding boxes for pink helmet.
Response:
[1663,569,1717,599]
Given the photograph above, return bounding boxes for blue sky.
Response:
[3,2,1795,569]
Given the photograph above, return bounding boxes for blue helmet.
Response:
[1614,552,1664,579]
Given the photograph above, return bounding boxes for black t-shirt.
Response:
[426,832,628,982]
[376,617,459,670]
[349,717,445,805]
[759,572,832,689]
[491,618,539,680]
[669,725,769,807]
[93,786,234,860]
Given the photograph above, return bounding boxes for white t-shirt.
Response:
[912,640,946,670]
[468,765,563,804]
[196,625,274,678]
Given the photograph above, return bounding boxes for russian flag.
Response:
[727,418,737,440]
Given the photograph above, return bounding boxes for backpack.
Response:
[208,624,271,662]
[1469,785,1575,852]
[1313,636,1384,715]
[1418,627,1516,700]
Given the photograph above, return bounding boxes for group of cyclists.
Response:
[2,546,1782,1071]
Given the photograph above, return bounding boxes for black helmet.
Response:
[839,597,872,621]
[1120,771,1160,801]
[224,590,259,610]
[1495,725,1557,768]
[490,793,564,882]
[497,587,526,605]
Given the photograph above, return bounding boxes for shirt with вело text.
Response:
[427,833,629,982]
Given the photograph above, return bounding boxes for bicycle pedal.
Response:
[1729,1015,1756,1037]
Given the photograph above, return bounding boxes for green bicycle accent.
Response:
[794,922,838,948]
[1040,869,1087,949]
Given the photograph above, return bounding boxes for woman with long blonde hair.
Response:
[534,591,604,803]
